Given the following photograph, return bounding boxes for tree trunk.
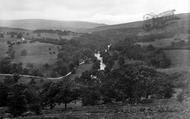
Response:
[64,103,67,110]
[50,104,54,109]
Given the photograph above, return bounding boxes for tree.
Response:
[77,71,101,105]
[55,59,68,76]
[11,63,23,74]
[146,44,155,51]
[43,63,50,69]
[147,50,171,68]
[99,76,117,103]
[3,76,17,86]
[118,56,125,66]
[17,33,23,38]
[0,57,12,74]
[30,68,43,76]
[20,49,27,56]
[10,34,14,38]
[105,64,175,104]
[40,81,58,109]
[0,82,9,106]
[23,87,42,115]
[55,79,79,110]
[92,59,100,71]
[40,80,79,110]
[81,87,100,106]
[7,84,27,117]
[0,33,4,38]
[13,73,21,82]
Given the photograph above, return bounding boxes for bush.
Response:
[0,82,9,106]
[7,84,27,117]
[81,88,100,106]
[20,49,27,56]
[177,91,184,103]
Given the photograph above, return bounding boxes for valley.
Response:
[0,12,190,119]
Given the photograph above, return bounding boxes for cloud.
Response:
[0,0,189,24]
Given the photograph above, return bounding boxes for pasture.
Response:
[0,42,8,59]
[13,41,59,66]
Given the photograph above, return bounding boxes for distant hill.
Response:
[0,27,30,32]
[0,19,106,32]
[92,13,190,32]
[87,13,190,44]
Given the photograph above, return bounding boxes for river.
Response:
[94,44,111,70]
[94,51,106,70]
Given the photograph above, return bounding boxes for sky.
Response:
[0,0,189,24]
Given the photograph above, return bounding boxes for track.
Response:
[0,61,86,80]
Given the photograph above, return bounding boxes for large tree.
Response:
[0,82,9,106]
[7,84,27,117]
[55,79,79,109]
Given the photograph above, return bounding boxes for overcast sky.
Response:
[0,0,189,24]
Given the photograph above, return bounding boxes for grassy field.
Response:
[0,42,8,59]
[13,41,59,66]
[12,99,190,119]
[136,32,190,69]
[164,49,190,68]
[69,62,93,80]
[137,33,190,48]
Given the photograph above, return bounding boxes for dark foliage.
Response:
[77,63,175,105]
[0,82,9,106]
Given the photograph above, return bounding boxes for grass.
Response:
[164,49,190,68]
[13,41,59,66]
[0,41,8,59]
[13,99,189,119]
[69,62,93,80]
[136,32,190,69]
[0,40,59,66]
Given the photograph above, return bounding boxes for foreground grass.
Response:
[13,98,190,119]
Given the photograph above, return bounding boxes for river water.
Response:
[94,44,111,70]
[94,51,106,70]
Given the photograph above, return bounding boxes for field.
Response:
[136,32,190,69]
[164,50,190,68]
[0,42,8,59]
[12,99,190,119]
[13,41,59,66]
[0,13,190,119]
[69,62,93,80]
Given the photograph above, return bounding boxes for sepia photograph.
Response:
[0,0,190,118]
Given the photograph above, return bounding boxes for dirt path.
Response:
[0,62,93,81]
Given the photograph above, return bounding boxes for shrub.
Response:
[0,82,9,106]
[81,88,100,106]
[21,49,27,56]
[7,84,27,117]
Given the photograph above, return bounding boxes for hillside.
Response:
[13,41,58,66]
[0,19,106,32]
[92,13,190,32]
[0,13,190,119]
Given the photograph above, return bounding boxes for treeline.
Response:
[5,32,27,38]
[101,38,171,69]
[137,31,175,42]
[32,38,67,45]
[33,29,78,36]
[0,75,42,117]
[48,34,110,77]
[0,57,43,76]
[0,37,96,77]
[0,62,176,117]
[0,35,177,118]
[0,75,80,117]
[47,38,96,77]
[76,63,175,105]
